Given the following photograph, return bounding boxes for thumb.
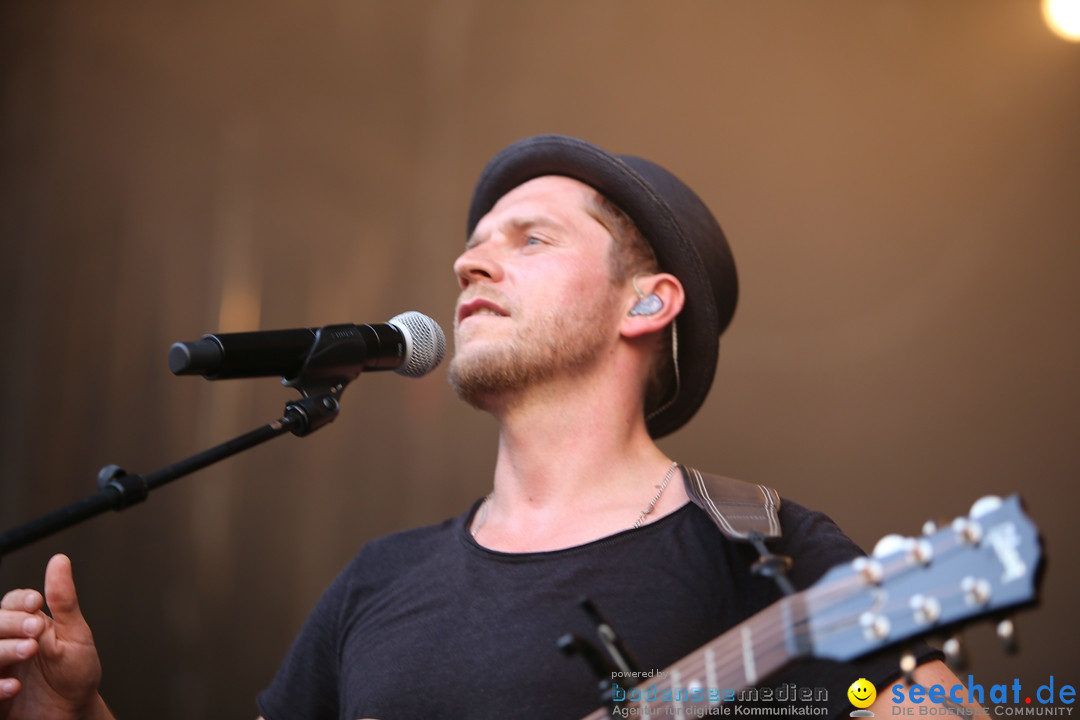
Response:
[39,554,103,702]
[43,554,91,639]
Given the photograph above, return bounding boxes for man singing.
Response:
[1,135,957,719]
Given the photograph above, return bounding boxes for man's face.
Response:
[449,175,627,409]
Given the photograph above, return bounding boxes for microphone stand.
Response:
[0,325,369,560]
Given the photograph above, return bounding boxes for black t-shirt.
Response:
[258,498,932,719]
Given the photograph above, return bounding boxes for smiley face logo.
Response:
[848,678,877,709]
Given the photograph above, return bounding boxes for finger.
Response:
[0,636,39,665]
[43,555,87,629]
[0,611,45,639]
[0,675,24,699]
[43,554,91,641]
[0,588,44,613]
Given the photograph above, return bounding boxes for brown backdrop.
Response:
[1,1,1077,717]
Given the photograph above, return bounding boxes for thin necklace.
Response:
[470,461,680,538]
[471,493,492,538]
[633,461,679,528]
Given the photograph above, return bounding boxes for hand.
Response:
[0,554,105,720]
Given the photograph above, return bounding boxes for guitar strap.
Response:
[681,465,782,541]
[682,465,795,595]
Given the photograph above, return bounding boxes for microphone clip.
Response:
[280,324,370,437]
[283,323,375,390]
[283,385,344,437]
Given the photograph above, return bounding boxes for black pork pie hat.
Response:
[466,134,738,438]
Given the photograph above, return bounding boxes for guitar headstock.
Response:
[806,494,1042,662]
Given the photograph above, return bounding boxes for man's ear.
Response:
[621,273,685,338]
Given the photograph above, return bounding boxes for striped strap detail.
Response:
[682,466,782,541]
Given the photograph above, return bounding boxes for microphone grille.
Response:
[388,311,447,378]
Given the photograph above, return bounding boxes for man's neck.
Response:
[471,378,689,552]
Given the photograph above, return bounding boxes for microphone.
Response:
[168,311,446,381]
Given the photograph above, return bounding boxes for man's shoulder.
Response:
[776,496,849,541]
[774,495,866,587]
[362,509,467,558]
[334,506,473,589]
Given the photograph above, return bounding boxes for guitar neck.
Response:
[580,595,808,719]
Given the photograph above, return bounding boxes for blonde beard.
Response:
[449,305,616,410]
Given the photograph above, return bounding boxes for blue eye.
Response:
[525,236,542,246]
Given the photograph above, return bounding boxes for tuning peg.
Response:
[852,557,884,585]
[900,651,918,685]
[873,534,932,566]
[997,618,1018,654]
[961,576,992,606]
[872,534,908,558]
[910,593,942,625]
[970,495,1003,518]
[943,635,967,671]
[952,517,983,545]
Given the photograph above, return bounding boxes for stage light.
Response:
[1043,0,1080,42]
